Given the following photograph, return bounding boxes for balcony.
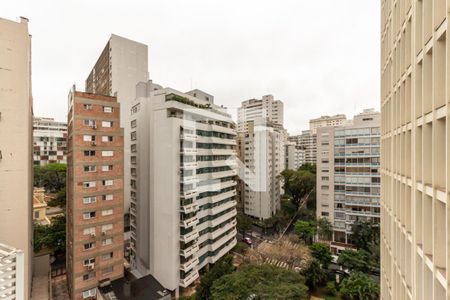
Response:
[181,202,199,214]
[211,220,237,240]
[345,209,380,217]
[196,135,236,146]
[180,216,199,228]
[211,209,237,228]
[196,169,238,181]
[211,190,237,204]
[210,238,237,264]
[180,230,199,244]
[180,190,198,199]
[181,161,198,169]
[180,133,198,141]
[197,180,236,193]
[180,256,199,272]
[180,148,197,155]
[180,243,199,257]
[197,159,238,169]
[196,148,236,156]
[181,176,199,184]
[211,200,237,216]
[179,270,199,288]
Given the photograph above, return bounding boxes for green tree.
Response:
[294,220,316,245]
[316,217,333,241]
[211,264,308,300]
[34,163,67,193]
[47,186,66,208]
[236,212,253,236]
[337,249,372,273]
[303,259,327,291]
[196,254,235,300]
[298,163,316,174]
[349,220,380,251]
[340,272,380,300]
[33,215,66,253]
[281,168,315,209]
[309,243,332,269]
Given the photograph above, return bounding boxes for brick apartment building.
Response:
[66,87,124,299]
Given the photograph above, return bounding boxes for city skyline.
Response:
[1,0,380,134]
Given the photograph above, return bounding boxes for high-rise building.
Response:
[309,114,349,134]
[0,16,33,299]
[33,117,67,166]
[381,1,450,299]
[85,34,149,220]
[289,130,317,165]
[285,141,305,170]
[237,95,283,132]
[129,82,237,296]
[316,109,380,253]
[240,119,286,219]
[66,88,124,300]
[0,243,25,300]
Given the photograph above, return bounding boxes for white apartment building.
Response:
[237,95,283,132]
[285,141,305,170]
[86,34,149,215]
[289,130,317,165]
[0,16,33,299]
[381,1,450,299]
[316,109,380,253]
[129,82,237,296]
[33,117,67,166]
[240,119,286,219]
[309,114,349,134]
[0,243,25,300]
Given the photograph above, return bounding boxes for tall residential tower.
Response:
[0,16,33,299]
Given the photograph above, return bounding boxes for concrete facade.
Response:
[33,117,67,166]
[309,114,349,134]
[381,1,450,299]
[237,95,283,133]
[0,16,33,300]
[285,141,305,170]
[288,130,317,165]
[66,89,124,300]
[316,109,380,252]
[129,82,237,295]
[0,243,25,300]
[85,34,149,219]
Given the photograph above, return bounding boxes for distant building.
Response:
[309,114,349,134]
[237,95,284,133]
[0,16,33,299]
[129,82,237,296]
[85,34,149,225]
[33,117,67,166]
[0,243,25,300]
[33,187,51,225]
[240,119,286,219]
[66,88,124,300]
[288,130,317,165]
[316,109,380,253]
[285,141,305,170]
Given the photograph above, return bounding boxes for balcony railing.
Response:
[180,230,199,244]
[180,257,199,272]
[181,203,199,214]
[179,269,199,288]
[180,216,199,228]
[180,133,198,140]
[180,243,199,257]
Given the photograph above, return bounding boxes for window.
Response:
[84,119,96,127]
[82,288,96,299]
[102,224,113,232]
[83,196,96,204]
[84,150,96,157]
[131,144,136,152]
[131,131,137,140]
[102,121,113,128]
[34,211,39,219]
[83,212,96,220]
[102,266,113,275]
[102,165,113,172]
[103,180,113,186]
[83,272,95,281]
[321,212,329,217]
[102,136,113,142]
[321,185,329,190]
[83,258,95,266]
[103,194,113,201]
[83,227,95,236]
[83,135,95,142]
[84,165,96,172]
[103,106,113,113]
[131,120,137,128]
[83,181,96,188]
[102,252,113,260]
[102,151,113,157]
[83,104,92,110]
[321,176,329,181]
[84,242,95,250]
[102,238,112,246]
[102,209,113,216]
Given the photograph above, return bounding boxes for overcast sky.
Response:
[2,0,380,135]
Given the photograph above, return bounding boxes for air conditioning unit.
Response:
[90,233,96,238]
[101,231,106,236]
[87,264,94,270]
[92,142,97,146]
[92,125,97,129]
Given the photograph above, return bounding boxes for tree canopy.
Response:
[195,254,235,300]
[294,220,317,245]
[316,217,333,241]
[337,249,373,273]
[34,215,66,253]
[34,163,67,193]
[340,272,380,300]
[349,220,380,251]
[309,243,332,269]
[281,167,315,209]
[210,264,308,300]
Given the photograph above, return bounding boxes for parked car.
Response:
[242,237,252,246]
